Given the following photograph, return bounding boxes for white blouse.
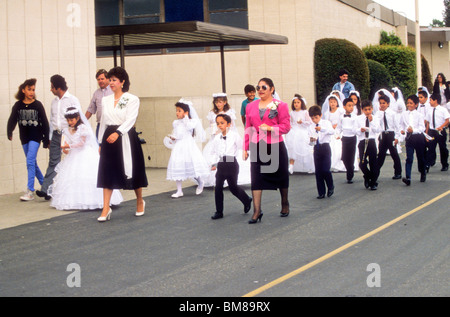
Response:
[99,92,140,179]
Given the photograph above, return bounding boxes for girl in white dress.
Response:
[323,95,346,172]
[285,94,314,174]
[49,107,123,210]
[167,100,209,198]
[203,93,250,186]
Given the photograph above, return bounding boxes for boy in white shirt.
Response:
[425,93,449,171]
[211,114,252,220]
[308,105,335,199]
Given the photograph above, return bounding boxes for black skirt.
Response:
[249,140,289,190]
[97,125,148,190]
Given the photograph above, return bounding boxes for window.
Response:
[95,0,249,56]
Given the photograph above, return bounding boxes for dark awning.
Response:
[96,20,289,51]
[95,21,288,92]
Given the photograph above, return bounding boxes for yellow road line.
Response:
[243,190,450,297]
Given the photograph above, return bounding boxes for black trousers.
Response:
[215,158,251,214]
[358,139,379,186]
[377,131,402,176]
[341,135,357,181]
[426,129,448,168]
[313,143,334,196]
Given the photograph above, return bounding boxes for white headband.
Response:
[292,96,307,105]
[213,93,227,98]
[65,108,80,116]
[178,98,193,108]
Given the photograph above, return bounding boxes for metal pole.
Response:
[120,34,125,68]
[415,0,421,88]
[220,44,226,93]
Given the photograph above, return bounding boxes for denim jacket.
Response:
[332,81,355,98]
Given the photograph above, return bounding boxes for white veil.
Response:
[331,90,345,102]
[391,87,406,113]
[63,106,99,151]
[178,98,206,143]
[322,94,343,116]
[372,88,396,113]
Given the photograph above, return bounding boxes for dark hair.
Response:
[430,93,441,104]
[378,95,390,104]
[343,97,353,107]
[418,90,428,98]
[15,78,37,101]
[50,75,68,91]
[407,95,419,105]
[338,69,349,77]
[291,94,307,110]
[175,102,194,136]
[107,67,130,92]
[216,113,231,124]
[435,72,446,84]
[212,95,231,114]
[361,100,373,109]
[349,92,362,115]
[308,105,322,117]
[64,107,82,130]
[244,84,256,94]
[258,77,275,95]
[96,69,108,79]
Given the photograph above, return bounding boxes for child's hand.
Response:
[211,166,217,171]
[297,119,302,124]
[61,142,70,149]
[361,127,366,132]
[62,149,69,154]
[368,114,373,122]
[315,126,321,132]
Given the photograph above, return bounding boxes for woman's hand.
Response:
[107,132,120,144]
[259,123,273,132]
[243,150,249,161]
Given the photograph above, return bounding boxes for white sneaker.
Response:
[20,190,34,201]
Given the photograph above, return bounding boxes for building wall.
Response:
[0,0,98,195]
[421,40,450,79]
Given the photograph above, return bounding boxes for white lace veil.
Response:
[372,88,396,113]
[178,98,206,143]
[322,94,343,115]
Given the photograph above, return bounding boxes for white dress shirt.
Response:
[49,91,82,139]
[308,119,334,144]
[356,114,381,142]
[210,129,242,165]
[399,110,425,134]
[375,107,400,139]
[336,112,358,137]
[425,105,450,130]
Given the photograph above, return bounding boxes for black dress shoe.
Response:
[347,179,353,184]
[402,177,411,186]
[370,184,377,190]
[392,175,402,179]
[441,166,448,171]
[244,197,252,214]
[420,173,426,182]
[317,194,325,199]
[211,212,223,220]
[327,188,334,197]
[364,178,370,189]
[36,190,51,200]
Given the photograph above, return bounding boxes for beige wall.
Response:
[421,41,450,79]
[1,0,98,195]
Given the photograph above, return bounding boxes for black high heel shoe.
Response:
[248,212,263,224]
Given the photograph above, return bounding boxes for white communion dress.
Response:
[48,124,123,210]
[166,117,210,182]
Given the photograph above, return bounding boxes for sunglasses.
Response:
[256,85,269,91]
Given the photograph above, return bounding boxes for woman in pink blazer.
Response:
[244,78,291,223]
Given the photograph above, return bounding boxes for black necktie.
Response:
[316,124,319,144]
[344,114,351,118]
[384,112,388,131]
[432,108,436,129]
[221,135,226,140]
[365,117,369,138]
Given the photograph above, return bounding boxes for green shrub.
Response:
[421,54,433,92]
[380,30,402,46]
[363,45,417,97]
[367,59,393,99]
[314,38,370,105]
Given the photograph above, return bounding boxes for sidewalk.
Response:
[0,168,196,230]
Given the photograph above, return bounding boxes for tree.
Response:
[430,19,444,27]
[379,31,402,46]
[445,0,450,27]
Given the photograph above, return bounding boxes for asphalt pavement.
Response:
[0,156,449,299]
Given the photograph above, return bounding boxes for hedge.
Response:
[314,38,370,105]
[363,45,417,98]
[367,59,393,100]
